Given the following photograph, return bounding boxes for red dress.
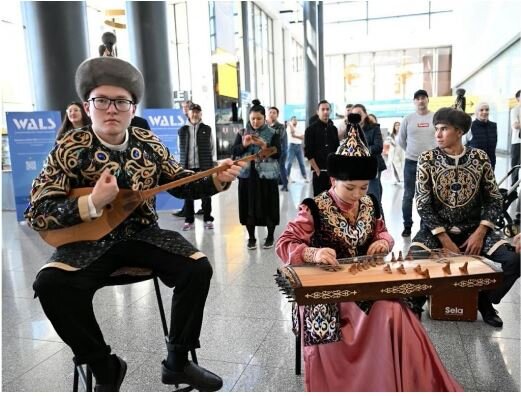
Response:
[275,188,463,392]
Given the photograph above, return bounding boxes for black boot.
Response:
[161,361,223,391]
[478,294,503,328]
[93,354,127,392]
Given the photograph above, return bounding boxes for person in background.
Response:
[276,114,462,392]
[178,103,216,231]
[268,106,289,191]
[387,121,404,184]
[350,104,386,204]
[304,100,339,196]
[367,113,378,124]
[232,99,281,250]
[286,116,308,183]
[396,89,436,237]
[173,100,194,218]
[336,103,353,140]
[56,101,91,140]
[466,102,497,169]
[181,100,193,120]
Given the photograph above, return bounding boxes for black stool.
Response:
[73,267,198,391]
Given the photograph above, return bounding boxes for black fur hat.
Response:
[327,113,377,180]
[433,107,472,134]
[75,57,144,103]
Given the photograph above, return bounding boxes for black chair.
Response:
[73,267,197,392]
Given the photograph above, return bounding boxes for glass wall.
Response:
[460,39,521,154]
[323,0,452,40]
[249,2,275,105]
[1,2,33,171]
[167,1,192,96]
[325,46,452,107]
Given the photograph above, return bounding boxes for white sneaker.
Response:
[182,223,194,231]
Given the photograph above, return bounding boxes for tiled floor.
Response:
[2,157,520,392]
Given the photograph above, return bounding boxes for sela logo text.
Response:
[13,118,57,130]
[444,306,463,315]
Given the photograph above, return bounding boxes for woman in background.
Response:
[350,104,386,204]
[232,100,281,250]
[467,102,497,169]
[56,101,90,140]
[387,121,404,183]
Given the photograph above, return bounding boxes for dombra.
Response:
[38,147,277,247]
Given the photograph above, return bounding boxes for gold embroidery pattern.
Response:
[81,161,121,183]
[380,283,433,295]
[30,156,68,203]
[417,149,499,209]
[453,278,496,288]
[336,126,370,157]
[55,130,93,178]
[315,193,374,257]
[433,167,479,208]
[304,289,358,300]
[125,157,157,191]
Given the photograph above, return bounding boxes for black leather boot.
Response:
[162,360,223,391]
[478,294,503,328]
[94,355,127,392]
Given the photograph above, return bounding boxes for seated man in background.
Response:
[410,107,520,328]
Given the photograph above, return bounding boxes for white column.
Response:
[272,18,286,112]
[186,0,217,157]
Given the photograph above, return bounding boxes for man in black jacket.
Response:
[178,103,216,230]
[304,100,339,195]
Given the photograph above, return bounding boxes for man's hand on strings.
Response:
[216,159,245,183]
[91,169,119,212]
[460,226,486,255]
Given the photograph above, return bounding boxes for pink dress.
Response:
[276,188,463,392]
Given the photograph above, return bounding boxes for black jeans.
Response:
[33,240,212,365]
[184,168,214,223]
[402,159,418,228]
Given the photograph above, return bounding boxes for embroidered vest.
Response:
[306,192,376,257]
[295,192,378,346]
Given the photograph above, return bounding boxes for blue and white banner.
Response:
[143,108,185,211]
[6,111,61,221]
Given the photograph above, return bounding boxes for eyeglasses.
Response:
[88,97,134,112]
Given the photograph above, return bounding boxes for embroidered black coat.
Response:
[413,147,506,254]
[24,126,229,270]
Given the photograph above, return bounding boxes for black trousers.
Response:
[483,244,520,304]
[33,240,212,365]
[312,170,331,196]
[184,168,214,223]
